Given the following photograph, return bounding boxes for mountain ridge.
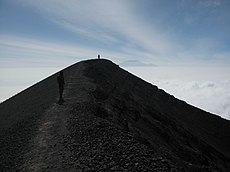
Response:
[84,59,230,170]
[0,59,230,171]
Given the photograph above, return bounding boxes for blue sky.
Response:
[1,0,230,67]
[0,0,230,119]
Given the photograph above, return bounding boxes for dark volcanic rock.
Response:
[0,59,230,171]
[84,59,230,171]
[67,103,176,171]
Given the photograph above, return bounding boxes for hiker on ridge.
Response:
[57,71,65,104]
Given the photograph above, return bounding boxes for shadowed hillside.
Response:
[0,62,79,170]
[84,59,230,171]
[0,59,230,171]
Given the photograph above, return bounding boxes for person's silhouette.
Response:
[98,54,100,59]
[57,71,65,104]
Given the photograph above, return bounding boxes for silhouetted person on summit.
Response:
[57,71,65,104]
[98,54,100,59]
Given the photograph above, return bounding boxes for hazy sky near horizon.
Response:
[0,0,230,119]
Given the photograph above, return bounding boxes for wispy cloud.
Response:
[18,0,230,66]
[0,35,143,67]
[0,35,95,67]
[1,0,230,114]
[20,0,180,64]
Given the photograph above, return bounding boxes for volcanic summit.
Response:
[0,59,230,171]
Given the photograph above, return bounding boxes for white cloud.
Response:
[0,35,132,67]
[155,79,230,120]
[125,66,230,120]
[5,0,227,66]
[20,0,179,63]
[1,0,229,104]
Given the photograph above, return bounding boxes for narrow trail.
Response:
[20,61,174,171]
[20,63,96,171]
[2,59,228,171]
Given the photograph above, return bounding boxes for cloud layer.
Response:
[124,66,230,120]
[155,79,230,120]
[1,0,230,119]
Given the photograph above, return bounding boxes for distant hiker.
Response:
[98,54,100,59]
[57,71,65,104]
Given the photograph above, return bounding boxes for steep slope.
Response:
[84,59,230,171]
[0,60,175,171]
[0,62,79,170]
[0,59,230,171]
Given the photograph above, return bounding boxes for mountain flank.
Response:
[0,59,230,171]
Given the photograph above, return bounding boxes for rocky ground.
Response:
[66,102,177,171]
[1,59,229,171]
[0,62,176,171]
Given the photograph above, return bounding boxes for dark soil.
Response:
[0,59,230,171]
[67,102,177,171]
